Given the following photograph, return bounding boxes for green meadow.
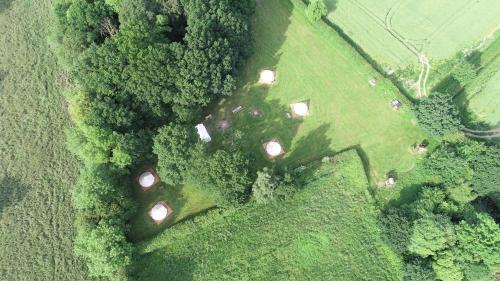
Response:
[0,0,86,279]
[134,151,402,281]
[205,0,425,184]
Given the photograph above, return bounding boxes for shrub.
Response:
[75,221,133,278]
[306,0,328,22]
[252,168,297,204]
[414,93,462,136]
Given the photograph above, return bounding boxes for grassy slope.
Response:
[206,0,424,183]
[129,183,216,242]
[326,0,500,68]
[134,150,402,281]
[0,0,87,280]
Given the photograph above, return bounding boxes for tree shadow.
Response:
[0,175,29,215]
[131,251,196,281]
[323,0,337,12]
[0,0,13,14]
[201,0,295,169]
[285,123,334,167]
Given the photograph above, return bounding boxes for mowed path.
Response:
[209,0,425,181]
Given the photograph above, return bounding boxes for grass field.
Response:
[326,0,500,69]
[134,150,403,281]
[0,0,87,280]
[129,182,216,242]
[204,0,425,184]
[462,36,500,127]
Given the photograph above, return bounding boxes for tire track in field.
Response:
[348,0,429,97]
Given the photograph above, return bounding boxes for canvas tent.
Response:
[195,124,211,142]
[139,171,155,188]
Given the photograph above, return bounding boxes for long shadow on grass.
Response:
[0,0,13,14]
[203,0,296,171]
[131,250,196,281]
[0,175,29,215]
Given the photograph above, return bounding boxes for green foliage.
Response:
[414,93,462,136]
[454,213,500,268]
[73,164,135,222]
[134,151,403,280]
[451,59,477,87]
[187,143,253,206]
[409,214,455,258]
[153,123,196,185]
[403,258,436,281]
[306,0,328,22]
[252,167,297,204]
[379,207,413,255]
[471,146,500,198]
[75,221,133,278]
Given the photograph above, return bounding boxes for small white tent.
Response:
[139,171,155,188]
[259,70,275,84]
[265,141,283,157]
[195,124,211,143]
[150,203,168,221]
[292,102,309,116]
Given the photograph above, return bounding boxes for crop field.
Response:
[0,0,87,280]
[134,151,402,281]
[326,0,500,68]
[205,0,425,183]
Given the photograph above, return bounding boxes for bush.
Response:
[187,143,253,206]
[414,93,462,136]
[306,0,328,22]
[153,123,196,185]
[252,168,297,204]
[75,221,133,278]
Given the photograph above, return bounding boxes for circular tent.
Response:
[265,141,283,157]
[150,202,168,222]
[292,102,309,117]
[139,171,155,188]
[259,70,275,84]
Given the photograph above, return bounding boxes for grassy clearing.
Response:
[326,0,500,69]
[134,150,402,281]
[204,0,424,183]
[129,182,216,242]
[0,0,87,280]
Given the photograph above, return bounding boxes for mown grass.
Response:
[325,0,500,69]
[129,182,216,242]
[0,0,87,280]
[204,0,424,184]
[133,150,403,281]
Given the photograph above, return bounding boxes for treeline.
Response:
[400,51,500,279]
[380,134,500,281]
[53,0,254,279]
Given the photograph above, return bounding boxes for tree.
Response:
[74,221,133,278]
[409,214,455,258]
[153,123,196,185]
[414,93,462,136]
[471,146,500,198]
[252,168,296,204]
[187,143,253,206]
[379,207,413,254]
[306,0,328,22]
[73,164,135,222]
[403,258,436,281]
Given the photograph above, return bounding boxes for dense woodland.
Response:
[54,0,255,279]
[51,0,499,280]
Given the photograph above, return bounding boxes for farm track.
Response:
[348,0,430,97]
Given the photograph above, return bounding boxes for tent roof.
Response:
[150,203,168,221]
[266,141,283,157]
[139,172,155,188]
[195,124,211,142]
